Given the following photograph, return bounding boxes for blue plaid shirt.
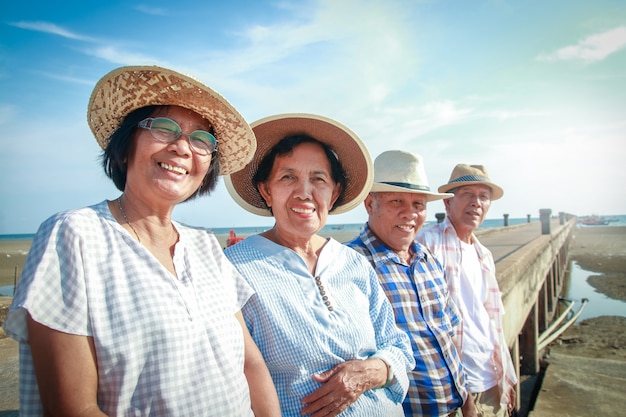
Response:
[347,224,467,416]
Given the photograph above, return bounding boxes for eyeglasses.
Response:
[138,117,218,156]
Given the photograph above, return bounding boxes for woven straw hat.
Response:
[438,164,504,200]
[87,65,256,175]
[224,113,373,217]
[370,150,452,202]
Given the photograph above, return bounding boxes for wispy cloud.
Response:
[420,100,473,124]
[84,46,163,67]
[134,5,168,16]
[482,109,549,121]
[36,71,94,86]
[210,0,417,79]
[356,99,475,149]
[0,104,17,126]
[9,21,96,42]
[536,26,626,62]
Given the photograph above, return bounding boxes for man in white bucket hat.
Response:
[419,164,517,417]
[347,150,476,417]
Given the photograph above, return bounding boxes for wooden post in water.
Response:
[503,213,509,227]
[14,265,19,296]
[435,213,446,223]
[527,214,531,223]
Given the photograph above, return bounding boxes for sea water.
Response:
[210,216,539,237]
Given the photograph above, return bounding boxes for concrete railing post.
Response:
[435,213,446,223]
[503,213,509,227]
[527,214,531,223]
[539,209,552,235]
[559,211,565,225]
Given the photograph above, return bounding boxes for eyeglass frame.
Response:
[137,117,218,156]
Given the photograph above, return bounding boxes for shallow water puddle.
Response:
[563,261,626,322]
[0,285,15,297]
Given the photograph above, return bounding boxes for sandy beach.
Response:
[0,240,31,294]
[1,226,625,415]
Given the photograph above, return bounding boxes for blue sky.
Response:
[1,0,625,234]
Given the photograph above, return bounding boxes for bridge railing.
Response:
[494,217,576,414]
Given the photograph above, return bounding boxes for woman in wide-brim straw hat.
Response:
[3,65,280,416]
[223,113,415,416]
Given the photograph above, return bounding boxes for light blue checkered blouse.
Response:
[225,234,415,417]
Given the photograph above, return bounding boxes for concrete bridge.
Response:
[476,214,576,416]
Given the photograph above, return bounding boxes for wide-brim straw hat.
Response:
[438,164,504,200]
[370,150,452,202]
[225,113,373,217]
[87,65,256,175]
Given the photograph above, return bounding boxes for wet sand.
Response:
[530,226,626,417]
[0,240,31,293]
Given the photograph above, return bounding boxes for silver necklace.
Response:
[117,196,141,243]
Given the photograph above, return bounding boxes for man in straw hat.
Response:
[224,114,414,416]
[419,164,517,417]
[4,65,280,416]
[347,150,477,417]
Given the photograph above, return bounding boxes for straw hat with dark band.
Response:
[438,164,504,200]
[370,150,452,202]
[225,113,373,217]
[87,65,256,175]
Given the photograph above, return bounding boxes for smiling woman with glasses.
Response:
[3,66,280,417]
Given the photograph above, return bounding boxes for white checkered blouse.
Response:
[4,200,255,416]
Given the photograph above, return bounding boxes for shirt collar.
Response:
[359,223,428,266]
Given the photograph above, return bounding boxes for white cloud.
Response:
[0,104,17,125]
[421,100,473,123]
[134,5,169,16]
[482,109,550,121]
[9,21,96,42]
[35,71,94,85]
[536,26,626,62]
[209,0,417,84]
[85,46,163,67]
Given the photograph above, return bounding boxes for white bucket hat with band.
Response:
[225,113,373,217]
[87,65,256,175]
[438,164,504,200]
[370,150,452,202]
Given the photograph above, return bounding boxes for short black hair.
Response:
[253,134,346,212]
[101,105,221,201]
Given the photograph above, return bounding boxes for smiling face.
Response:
[258,141,341,240]
[444,184,492,241]
[365,191,428,255]
[125,105,213,207]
